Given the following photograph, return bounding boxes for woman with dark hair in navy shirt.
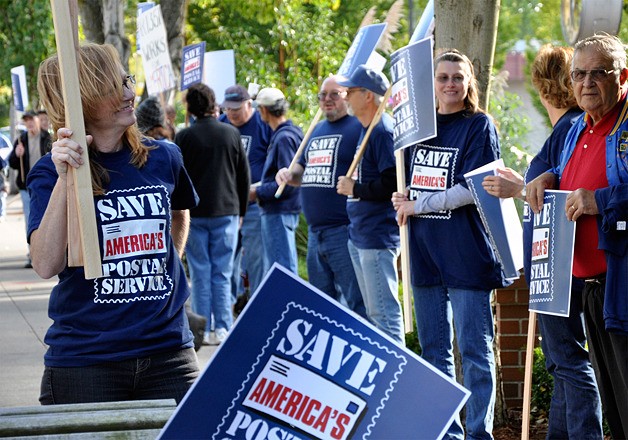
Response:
[29,43,199,404]
[392,49,506,439]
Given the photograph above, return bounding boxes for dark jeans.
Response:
[40,348,199,405]
[582,278,628,440]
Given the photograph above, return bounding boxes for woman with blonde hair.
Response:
[29,43,199,404]
[392,49,506,439]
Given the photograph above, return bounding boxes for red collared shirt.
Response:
[559,96,627,277]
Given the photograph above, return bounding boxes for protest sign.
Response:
[203,49,236,106]
[10,66,28,112]
[136,2,155,53]
[137,5,176,96]
[527,190,575,316]
[390,37,436,151]
[337,23,387,79]
[464,159,524,280]
[180,42,205,91]
[158,265,469,440]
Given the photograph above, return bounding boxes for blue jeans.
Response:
[307,225,366,319]
[347,240,403,344]
[413,285,496,440]
[537,284,603,439]
[260,212,299,275]
[39,348,199,404]
[186,215,238,333]
[240,203,265,294]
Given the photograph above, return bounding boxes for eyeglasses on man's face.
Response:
[317,91,346,101]
[435,74,465,84]
[122,74,136,90]
[570,69,617,83]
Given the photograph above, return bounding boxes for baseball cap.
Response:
[21,110,37,120]
[337,64,390,96]
[254,88,286,108]
[221,85,251,109]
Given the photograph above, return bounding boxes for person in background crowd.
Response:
[336,65,403,344]
[37,109,52,135]
[176,83,250,345]
[527,33,628,440]
[135,96,170,141]
[135,95,208,352]
[484,44,603,439]
[392,50,506,439]
[220,84,272,297]
[275,75,366,318]
[29,43,199,404]
[8,110,52,268]
[251,87,303,275]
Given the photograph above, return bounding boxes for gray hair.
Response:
[574,33,627,71]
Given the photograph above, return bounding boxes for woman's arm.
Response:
[171,209,190,258]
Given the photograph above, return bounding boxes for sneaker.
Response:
[215,328,228,344]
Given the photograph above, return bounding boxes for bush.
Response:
[531,346,553,422]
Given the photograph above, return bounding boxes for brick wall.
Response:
[495,277,540,409]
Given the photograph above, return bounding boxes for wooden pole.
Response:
[50,0,102,279]
[345,87,392,178]
[274,107,323,198]
[522,311,537,440]
[395,148,413,333]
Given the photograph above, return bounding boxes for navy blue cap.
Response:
[337,64,390,96]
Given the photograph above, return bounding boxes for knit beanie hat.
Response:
[135,97,165,134]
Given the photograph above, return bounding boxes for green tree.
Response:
[0,0,55,116]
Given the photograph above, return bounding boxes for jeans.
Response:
[186,215,238,333]
[20,189,30,234]
[260,212,299,275]
[240,203,265,295]
[308,225,366,319]
[39,348,199,404]
[413,285,496,440]
[537,284,603,439]
[347,239,403,344]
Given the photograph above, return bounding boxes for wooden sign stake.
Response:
[51,0,102,279]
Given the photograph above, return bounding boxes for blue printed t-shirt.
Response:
[299,115,363,231]
[27,139,199,367]
[221,110,271,184]
[346,113,400,249]
[407,110,504,290]
[522,108,583,283]
[257,120,303,214]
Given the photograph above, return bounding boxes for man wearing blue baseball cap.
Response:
[336,65,403,344]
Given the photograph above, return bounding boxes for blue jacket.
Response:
[554,97,628,334]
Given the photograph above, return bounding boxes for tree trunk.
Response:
[78,0,104,44]
[160,0,186,101]
[434,0,500,111]
[102,0,130,70]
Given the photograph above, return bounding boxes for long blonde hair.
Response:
[37,43,148,195]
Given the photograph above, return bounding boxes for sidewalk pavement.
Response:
[0,194,216,408]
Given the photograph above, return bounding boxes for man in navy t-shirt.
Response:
[337,65,403,344]
[275,76,366,318]
[221,85,272,296]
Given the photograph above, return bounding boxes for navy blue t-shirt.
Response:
[221,110,271,184]
[257,120,303,214]
[299,115,362,231]
[27,139,198,367]
[407,110,505,290]
[346,113,400,249]
[522,108,583,283]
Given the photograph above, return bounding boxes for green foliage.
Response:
[531,346,553,422]
[0,0,55,113]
